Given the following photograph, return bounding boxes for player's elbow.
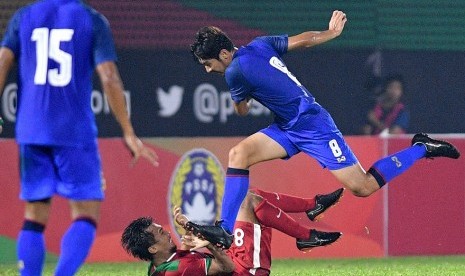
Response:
[99,70,123,90]
[97,61,124,92]
[234,105,249,116]
[234,100,250,116]
[235,108,249,116]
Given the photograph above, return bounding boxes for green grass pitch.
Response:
[1,256,465,275]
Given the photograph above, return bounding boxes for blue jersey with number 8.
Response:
[1,0,116,146]
[225,35,358,170]
[225,35,322,130]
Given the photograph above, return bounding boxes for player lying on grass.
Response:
[121,188,343,275]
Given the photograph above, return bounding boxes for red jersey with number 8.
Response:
[226,221,272,275]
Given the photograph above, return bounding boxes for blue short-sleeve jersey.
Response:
[225,35,321,129]
[1,0,117,146]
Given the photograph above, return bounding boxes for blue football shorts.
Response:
[260,107,358,170]
[19,142,104,201]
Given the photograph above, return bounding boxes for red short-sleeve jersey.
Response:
[149,221,272,276]
[227,221,272,275]
[149,250,212,276]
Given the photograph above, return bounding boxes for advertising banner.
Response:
[0,136,464,263]
[2,49,465,138]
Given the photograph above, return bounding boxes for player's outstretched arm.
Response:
[173,206,199,250]
[181,234,234,275]
[0,47,15,134]
[173,206,235,274]
[288,10,347,51]
[96,61,159,166]
[205,242,235,275]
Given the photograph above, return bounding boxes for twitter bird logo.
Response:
[157,85,184,117]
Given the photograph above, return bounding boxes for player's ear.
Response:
[219,49,229,61]
[148,244,158,254]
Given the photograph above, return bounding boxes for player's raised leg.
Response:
[411,133,460,159]
[250,188,344,222]
[250,193,342,251]
[333,133,460,197]
[187,132,288,249]
[222,132,288,232]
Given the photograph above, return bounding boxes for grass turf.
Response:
[1,255,464,275]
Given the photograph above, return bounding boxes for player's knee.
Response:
[340,174,379,197]
[351,189,371,197]
[70,200,101,221]
[247,192,263,208]
[240,192,263,211]
[228,146,248,167]
[248,188,262,196]
[25,200,51,224]
[347,184,375,197]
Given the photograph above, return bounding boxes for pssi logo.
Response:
[168,148,225,240]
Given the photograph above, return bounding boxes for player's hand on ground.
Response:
[181,233,210,251]
[173,206,189,228]
[328,10,347,35]
[124,134,159,167]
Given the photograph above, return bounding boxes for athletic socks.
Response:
[250,188,315,213]
[369,144,427,188]
[18,220,46,276]
[220,168,249,233]
[54,218,97,276]
[254,199,309,239]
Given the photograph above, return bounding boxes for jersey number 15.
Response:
[32,28,74,87]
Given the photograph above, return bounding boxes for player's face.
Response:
[199,58,228,75]
[147,223,176,254]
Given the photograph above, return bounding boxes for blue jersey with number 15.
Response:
[1,0,117,146]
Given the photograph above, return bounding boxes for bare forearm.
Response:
[96,61,158,166]
[288,10,347,51]
[207,244,234,275]
[288,30,340,50]
[97,61,134,136]
[0,47,15,97]
[103,81,134,136]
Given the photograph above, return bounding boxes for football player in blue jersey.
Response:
[187,10,460,249]
[0,0,158,275]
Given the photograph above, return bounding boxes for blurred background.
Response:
[0,0,464,266]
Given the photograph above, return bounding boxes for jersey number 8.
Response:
[234,228,245,247]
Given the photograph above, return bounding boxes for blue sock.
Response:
[17,220,46,276]
[220,168,249,233]
[55,218,96,276]
[369,144,426,187]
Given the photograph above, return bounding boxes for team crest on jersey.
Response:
[168,148,225,240]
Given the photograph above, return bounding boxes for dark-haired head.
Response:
[190,26,234,63]
[121,217,157,262]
